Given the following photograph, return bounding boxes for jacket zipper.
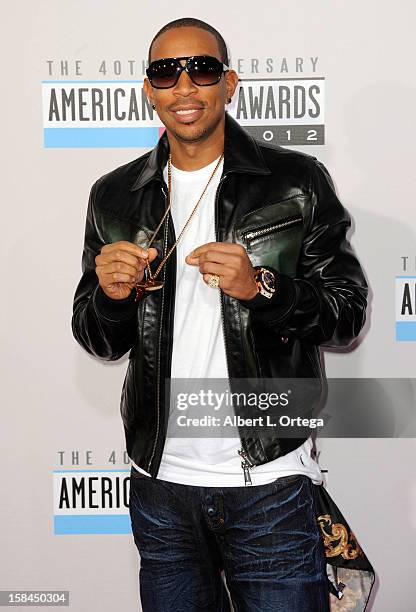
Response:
[215,174,255,486]
[215,175,231,385]
[238,448,255,485]
[147,184,169,472]
[242,214,303,243]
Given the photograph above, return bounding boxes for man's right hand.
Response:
[95,241,158,300]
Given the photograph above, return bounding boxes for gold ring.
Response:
[208,274,220,288]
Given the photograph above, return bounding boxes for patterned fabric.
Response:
[313,485,375,611]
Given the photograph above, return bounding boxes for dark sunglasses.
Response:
[146,55,229,89]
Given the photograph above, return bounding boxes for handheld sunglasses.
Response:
[146,55,229,89]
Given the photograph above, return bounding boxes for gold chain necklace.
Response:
[135,153,224,300]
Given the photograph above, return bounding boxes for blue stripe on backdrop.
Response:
[54,514,132,535]
[44,127,159,148]
[396,322,416,341]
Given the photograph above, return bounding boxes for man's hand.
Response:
[95,241,158,300]
[185,242,258,300]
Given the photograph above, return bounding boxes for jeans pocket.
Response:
[273,473,306,486]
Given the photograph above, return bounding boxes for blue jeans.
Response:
[129,468,329,612]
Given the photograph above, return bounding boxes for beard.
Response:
[166,112,223,144]
[170,123,212,143]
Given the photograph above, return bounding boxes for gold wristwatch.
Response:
[253,266,277,299]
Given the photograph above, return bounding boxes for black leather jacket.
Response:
[72,114,368,477]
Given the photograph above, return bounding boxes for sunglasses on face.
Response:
[146,55,229,89]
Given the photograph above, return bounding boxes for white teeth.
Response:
[175,109,199,115]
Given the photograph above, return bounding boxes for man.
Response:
[72,17,368,612]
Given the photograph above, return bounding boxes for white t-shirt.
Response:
[131,156,323,487]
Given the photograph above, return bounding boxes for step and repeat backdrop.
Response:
[1,1,415,610]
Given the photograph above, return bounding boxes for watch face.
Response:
[262,270,275,292]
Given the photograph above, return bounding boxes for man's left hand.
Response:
[185,242,258,300]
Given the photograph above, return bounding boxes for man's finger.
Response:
[101,240,149,260]
[198,262,228,277]
[186,242,245,263]
[99,261,142,278]
[102,270,138,284]
[147,247,159,262]
[99,244,158,268]
[197,251,242,267]
[97,250,143,270]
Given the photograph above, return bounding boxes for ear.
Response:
[143,78,153,105]
[224,70,239,102]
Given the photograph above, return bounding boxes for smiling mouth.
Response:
[175,109,200,115]
[170,106,204,122]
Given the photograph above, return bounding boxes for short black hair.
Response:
[148,17,229,66]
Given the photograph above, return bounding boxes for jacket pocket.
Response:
[235,198,305,275]
[242,214,303,250]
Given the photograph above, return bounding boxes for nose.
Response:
[173,68,198,96]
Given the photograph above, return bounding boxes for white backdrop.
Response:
[1,1,416,610]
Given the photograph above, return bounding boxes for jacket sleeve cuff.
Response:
[239,271,297,324]
[92,285,138,323]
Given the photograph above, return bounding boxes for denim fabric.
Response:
[129,469,329,612]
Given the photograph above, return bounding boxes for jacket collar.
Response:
[130,113,271,191]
